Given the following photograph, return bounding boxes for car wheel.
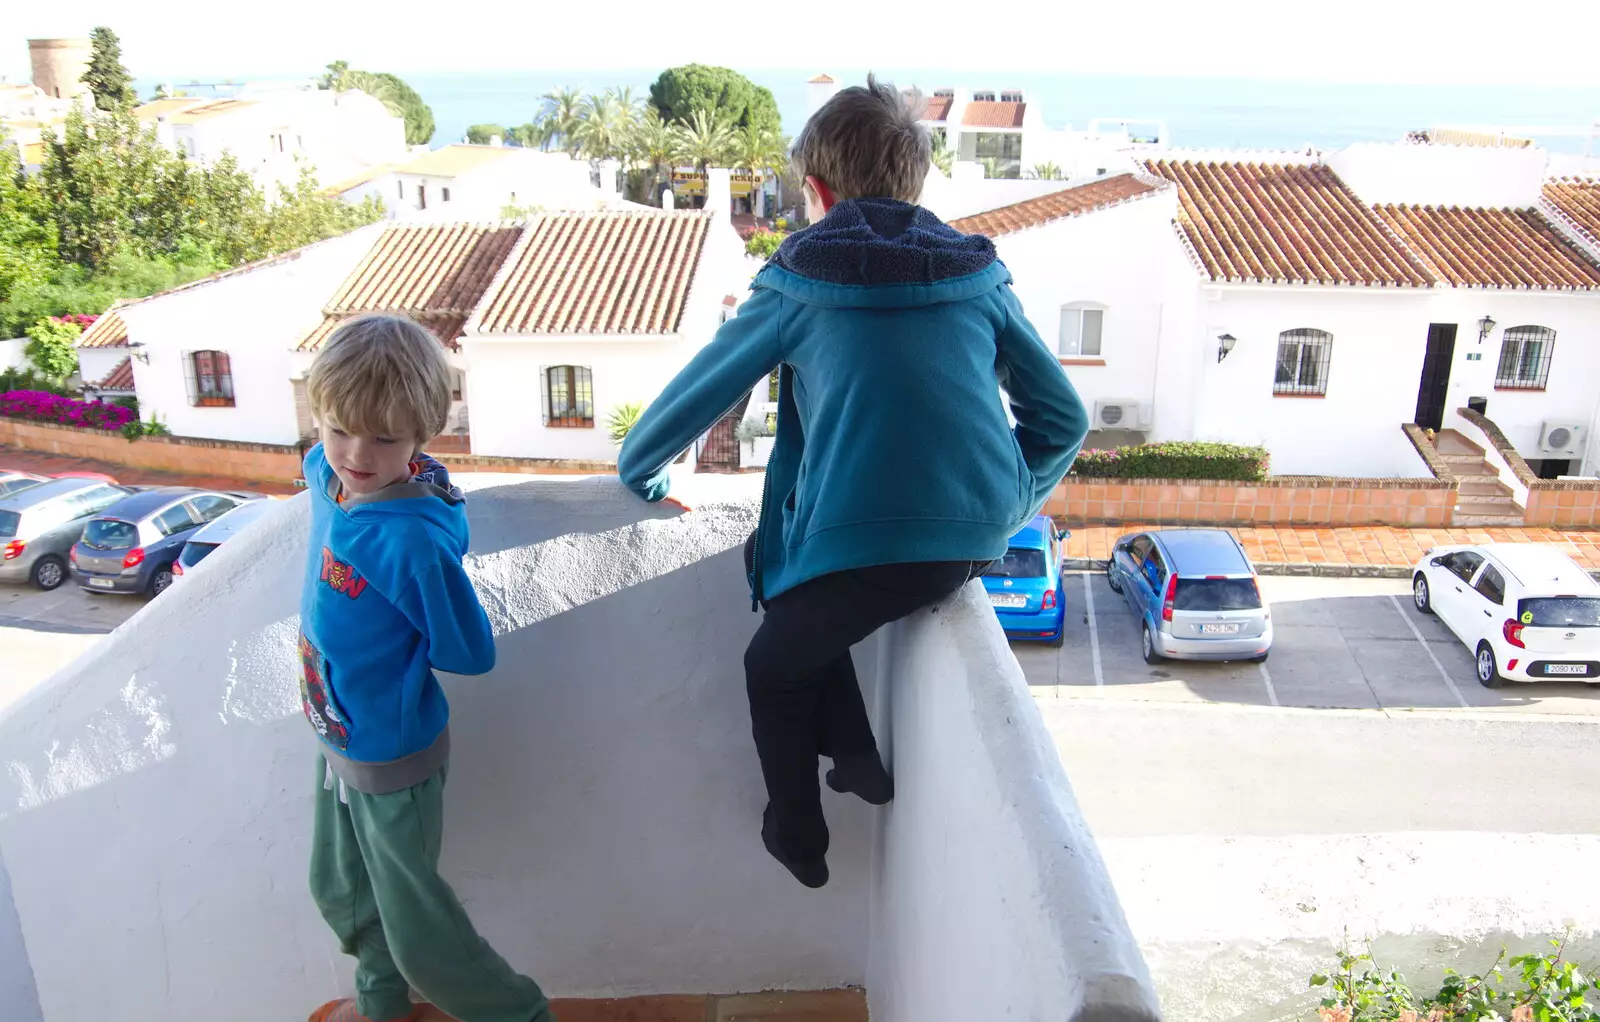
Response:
[149,566,174,597]
[1476,642,1503,689]
[1105,561,1122,594]
[1141,623,1163,665]
[30,555,66,591]
[1412,574,1432,614]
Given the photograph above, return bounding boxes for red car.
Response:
[52,471,120,484]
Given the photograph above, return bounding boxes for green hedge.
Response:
[1069,441,1269,481]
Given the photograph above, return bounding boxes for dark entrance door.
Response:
[1413,323,1457,430]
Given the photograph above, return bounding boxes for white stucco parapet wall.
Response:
[0,476,1159,1022]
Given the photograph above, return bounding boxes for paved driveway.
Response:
[1015,573,1600,716]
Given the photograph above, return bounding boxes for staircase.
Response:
[1432,429,1525,526]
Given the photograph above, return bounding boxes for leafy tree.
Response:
[538,88,585,158]
[675,108,737,175]
[263,166,385,253]
[649,65,781,137]
[83,27,135,111]
[465,123,509,145]
[25,317,82,381]
[322,62,435,145]
[0,138,59,316]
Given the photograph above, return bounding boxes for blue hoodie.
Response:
[298,443,495,794]
[618,198,1088,604]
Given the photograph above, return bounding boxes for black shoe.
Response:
[825,753,894,806]
[761,804,828,889]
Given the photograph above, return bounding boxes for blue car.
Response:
[982,515,1068,646]
[71,487,260,596]
[1105,528,1271,664]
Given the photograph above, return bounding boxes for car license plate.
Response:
[88,577,115,589]
[1544,664,1588,676]
[990,593,1027,609]
[1200,623,1240,635]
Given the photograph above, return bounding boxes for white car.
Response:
[1411,543,1600,688]
[169,498,279,587]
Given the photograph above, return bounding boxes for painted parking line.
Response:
[1258,661,1280,706]
[1387,594,1469,708]
[1081,572,1104,686]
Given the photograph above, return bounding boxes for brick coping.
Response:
[1458,406,1599,491]
[1064,474,1451,490]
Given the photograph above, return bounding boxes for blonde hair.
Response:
[789,73,930,204]
[307,314,452,445]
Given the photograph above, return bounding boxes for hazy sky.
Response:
[7,0,1600,88]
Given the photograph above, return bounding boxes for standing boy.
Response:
[300,314,552,1022]
[618,77,1087,888]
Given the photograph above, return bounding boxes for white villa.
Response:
[944,136,1600,506]
[80,171,749,462]
[380,143,633,221]
[133,89,409,197]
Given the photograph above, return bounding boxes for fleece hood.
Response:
[329,451,467,537]
[761,197,1007,308]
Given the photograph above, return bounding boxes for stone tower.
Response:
[28,37,92,100]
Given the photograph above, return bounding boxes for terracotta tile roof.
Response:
[922,95,952,122]
[808,73,835,84]
[325,163,397,195]
[1374,204,1600,290]
[94,357,135,392]
[1542,178,1600,247]
[474,210,711,336]
[1145,159,1436,287]
[134,98,205,121]
[962,101,1025,129]
[1410,128,1534,149]
[168,99,256,124]
[397,144,518,179]
[77,309,128,349]
[299,223,525,351]
[950,173,1166,237]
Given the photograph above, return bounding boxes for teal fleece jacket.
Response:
[618,197,1088,603]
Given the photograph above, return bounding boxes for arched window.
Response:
[1495,325,1555,390]
[1274,328,1333,396]
[542,365,594,428]
[1059,302,1106,357]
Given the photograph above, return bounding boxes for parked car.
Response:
[71,487,260,596]
[0,478,134,590]
[51,471,120,484]
[0,470,47,497]
[1411,543,1600,687]
[1106,528,1271,664]
[170,498,280,587]
[982,515,1069,645]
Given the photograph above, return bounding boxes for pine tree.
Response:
[83,27,135,112]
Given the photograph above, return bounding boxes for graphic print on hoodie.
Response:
[299,444,496,794]
[617,197,1089,604]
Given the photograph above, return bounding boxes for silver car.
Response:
[1105,528,1273,663]
[0,478,134,590]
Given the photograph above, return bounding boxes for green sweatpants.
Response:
[310,756,554,1022]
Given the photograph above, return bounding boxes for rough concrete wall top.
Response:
[0,476,872,1022]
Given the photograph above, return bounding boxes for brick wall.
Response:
[0,417,303,483]
[1045,476,1456,527]
[1458,407,1600,528]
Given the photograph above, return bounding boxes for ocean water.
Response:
[137,68,1600,154]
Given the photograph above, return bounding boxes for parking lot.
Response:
[1,582,145,711]
[1015,572,1600,716]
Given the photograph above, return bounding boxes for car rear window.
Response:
[986,547,1046,578]
[1518,597,1600,628]
[0,510,17,539]
[180,541,220,568]
[82,518,138,550]
[1174,577,1262,611]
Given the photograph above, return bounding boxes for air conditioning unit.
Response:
[1538,421,1586,456]
[1093,399,1150,430]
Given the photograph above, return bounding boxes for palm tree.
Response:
[609,86,643,126]
[574,92,628,161]
[930,131,954,177]
[1027,162,1065,180]
[731,124,787,216]
[626,109,681,202]
[538,88,585,158]
[510,121,550,149]
[676,108,736,175]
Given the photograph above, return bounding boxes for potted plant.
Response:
[735,414,777,469]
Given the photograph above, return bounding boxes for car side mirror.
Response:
[1430,556,1446,567]
[1057,529,1070,542]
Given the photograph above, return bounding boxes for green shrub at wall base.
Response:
[1069,441,1269,481]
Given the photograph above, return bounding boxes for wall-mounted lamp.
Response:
[1217,333,1237,363]
[1477,315,1496,344]
[128,342,150,365]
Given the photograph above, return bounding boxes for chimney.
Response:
[660,185,675,210]
[598,158,621,198]
[805,73,840,120]
[155,115,176,152]
[705,167,732,225]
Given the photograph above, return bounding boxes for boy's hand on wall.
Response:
[662,496,694,513]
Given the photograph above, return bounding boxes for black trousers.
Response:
[743,532,987,860]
